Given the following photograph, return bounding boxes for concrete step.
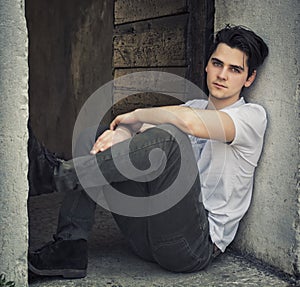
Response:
[28,193,295,287]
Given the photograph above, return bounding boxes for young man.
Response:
[29,25,269,278]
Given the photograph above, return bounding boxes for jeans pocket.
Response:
[152,236,198,272]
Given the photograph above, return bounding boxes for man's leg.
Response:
[55,126,101,241]
[111,177,213,273]
[28,126,104,278]
[29,124,213,277]
[146,126,214,271]
[110,125,213,272]
[147,177,213,272]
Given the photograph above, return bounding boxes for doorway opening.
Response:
[26,0,214,284]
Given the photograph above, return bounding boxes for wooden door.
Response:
[113,0,214,114]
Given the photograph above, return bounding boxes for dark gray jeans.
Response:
[55,124,214,272]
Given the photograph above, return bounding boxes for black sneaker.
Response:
[28,237,88,279]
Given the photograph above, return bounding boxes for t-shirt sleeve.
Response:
[222,104,267,165]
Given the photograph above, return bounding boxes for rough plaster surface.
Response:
[0,0,29,286]
[215,0,300,276]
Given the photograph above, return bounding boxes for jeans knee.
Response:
[151,236,204,272]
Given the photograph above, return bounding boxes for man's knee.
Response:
[151,236,209,272]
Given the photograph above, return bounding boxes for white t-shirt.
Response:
[183,97,267,252]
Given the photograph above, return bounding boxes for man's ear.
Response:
[244,70,257,88]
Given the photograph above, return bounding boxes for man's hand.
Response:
[90,126,132,154]
[110,111,143,132]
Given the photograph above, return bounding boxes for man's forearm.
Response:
[133,106,201,136]
[110,105,235,142]
[133,106,191,133]
[132,106,235,142]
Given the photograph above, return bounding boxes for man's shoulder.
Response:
[224,101,267,148]
[237,102,267,117]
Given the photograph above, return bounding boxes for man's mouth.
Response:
[213,82,227,89]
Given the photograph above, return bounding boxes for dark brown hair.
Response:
[209,25,269,77]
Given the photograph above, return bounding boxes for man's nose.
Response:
[217,68,228,80]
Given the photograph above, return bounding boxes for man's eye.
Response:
[212,61,222,67]
[231,68,241,73]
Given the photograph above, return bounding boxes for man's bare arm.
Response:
[110,106,235,143]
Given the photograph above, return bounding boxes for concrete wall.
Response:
[0,0,29,286]
[215,0,300,276]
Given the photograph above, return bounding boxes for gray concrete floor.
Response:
[28,192,296,287]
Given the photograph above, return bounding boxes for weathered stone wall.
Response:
[0,0,29,286]
[113,0,214,115]
[26,0,114,159]
[215,0,300,277]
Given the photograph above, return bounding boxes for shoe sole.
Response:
[28,262,87,279]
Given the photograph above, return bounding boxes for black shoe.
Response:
[28,123,63,196]
[28,237,88,279]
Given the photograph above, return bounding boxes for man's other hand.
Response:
[90,127,132,154]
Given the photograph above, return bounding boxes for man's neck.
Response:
[207,95,240,110]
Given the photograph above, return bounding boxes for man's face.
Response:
[206,43,256,108]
